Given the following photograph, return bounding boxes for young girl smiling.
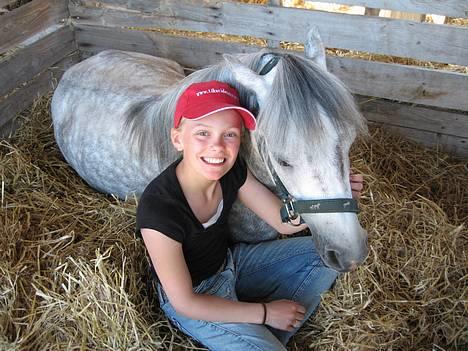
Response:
[137,80,362,350]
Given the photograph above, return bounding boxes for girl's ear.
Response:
[171,128,184,151]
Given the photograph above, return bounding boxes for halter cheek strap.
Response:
[257,136,359,226]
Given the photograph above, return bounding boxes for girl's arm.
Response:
[238,170,307,235]
[238,170,364,235]
[141,228,304,330]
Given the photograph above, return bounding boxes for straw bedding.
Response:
[0,95,467,351]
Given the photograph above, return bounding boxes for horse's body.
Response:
[52,30,368,271]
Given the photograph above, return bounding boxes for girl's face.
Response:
[171,109,243,182]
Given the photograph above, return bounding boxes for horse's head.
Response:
[225,28,368,272]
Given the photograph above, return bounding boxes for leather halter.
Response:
[257,54,359,225]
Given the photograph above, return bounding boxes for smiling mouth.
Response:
[201,157,226,165]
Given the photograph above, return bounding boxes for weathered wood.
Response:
[0,51,80,132]
[0,25,76,99]
[305,0,468,18]
[221,3,468,66]
[368,121,468,157]
[0,0,69,54]
[327,57,468,112]
[75,25,468,112]
[358,97,468,138]
[69,0,468,66]
[266,0,281,49]
[75,24,260,68]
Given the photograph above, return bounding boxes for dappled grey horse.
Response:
[51,28,368,272]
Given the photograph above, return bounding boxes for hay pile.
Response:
[1,96,466,351]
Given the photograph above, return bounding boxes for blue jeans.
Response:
[157,237,338,351]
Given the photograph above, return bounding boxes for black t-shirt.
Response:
[136,157,247,286]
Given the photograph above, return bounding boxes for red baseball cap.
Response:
[174,81,256,130]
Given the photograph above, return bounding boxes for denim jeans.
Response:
[157,237,338,351]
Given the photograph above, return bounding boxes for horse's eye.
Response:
[277,158,292,168]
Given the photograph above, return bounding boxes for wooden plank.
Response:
[69,0,468,66]
[368,121,468,158]
[358,97,468,138]
[267,0,281,49]
[75,24,260,69]
[327,57,468,112]
[221,3,468,66]
[69,0,222,32]
[0,52,81,132]
[304,0,468,18]
[75,25,468,112]
[0,25,76,99]
[0,0,68,54]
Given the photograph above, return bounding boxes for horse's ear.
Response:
[304,26,327,71]
[223,54,275,106]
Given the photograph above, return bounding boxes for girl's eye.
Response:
[225,132,238,138]
[196,131,209,136]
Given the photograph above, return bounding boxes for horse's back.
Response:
[51,50,184,198]
[54,49,184,107]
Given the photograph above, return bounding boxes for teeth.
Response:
[203,157,224,164]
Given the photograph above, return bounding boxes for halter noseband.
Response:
[258,54,359,225]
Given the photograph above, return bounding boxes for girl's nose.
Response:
[210,136,224,149]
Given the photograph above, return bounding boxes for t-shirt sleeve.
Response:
[136,192,186,243]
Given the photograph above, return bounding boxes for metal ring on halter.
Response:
[281,197,302,226]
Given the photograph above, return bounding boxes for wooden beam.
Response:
[0,25,76,99]
[69,0,468,67]
[0,52,80,132]
[0,0,69,54]
[367,121,468,158]
[305,0,468,18]
[327,56,468,112]
[75,25,260,69]
[358,97,468,138]
[75,25,468,112]
[266,0,282,49]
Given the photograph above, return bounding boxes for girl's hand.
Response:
[350,173,364,199]
[264,300,306,331]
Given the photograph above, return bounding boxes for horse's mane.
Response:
[123,50,366,168]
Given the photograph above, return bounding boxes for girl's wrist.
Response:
[260,303,267,325]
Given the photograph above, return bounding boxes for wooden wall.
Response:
[68,0,468,157]
[0,0,78,137]
[1,0,467,157]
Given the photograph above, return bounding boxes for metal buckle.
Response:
[281,197,301,226]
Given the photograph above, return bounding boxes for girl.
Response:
[137,80,363,350]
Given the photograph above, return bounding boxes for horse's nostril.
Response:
[325,249,341,270]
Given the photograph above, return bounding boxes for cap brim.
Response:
[185,104,256,131]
